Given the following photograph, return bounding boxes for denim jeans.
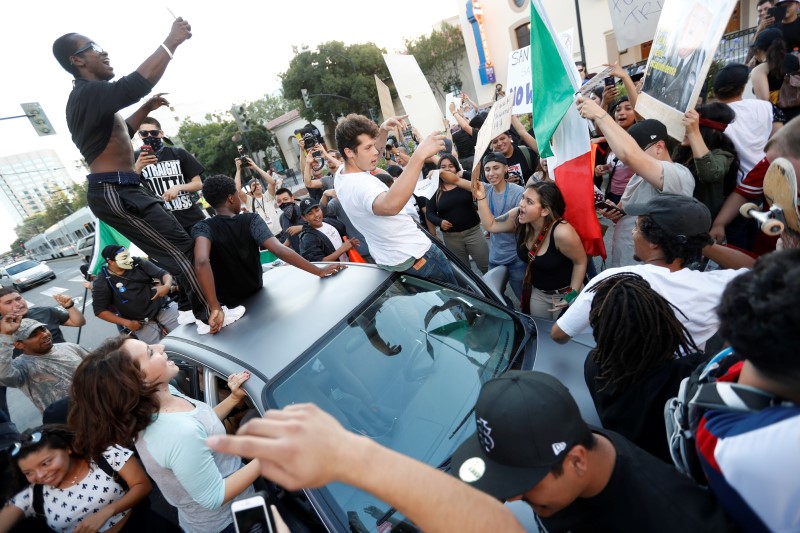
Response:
[404,245,457,285]
[489,257,527,301]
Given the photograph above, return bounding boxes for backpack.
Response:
[32,455,128,520]
[664,348,797,483]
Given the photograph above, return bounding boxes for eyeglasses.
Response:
[72,42,104,56]
[139,130,161,138]
[9,431,43,457]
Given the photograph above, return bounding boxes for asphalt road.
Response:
[7,255,119,431]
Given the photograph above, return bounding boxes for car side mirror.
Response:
[482,265,510,304]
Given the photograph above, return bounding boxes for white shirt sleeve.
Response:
[357,177,389,215]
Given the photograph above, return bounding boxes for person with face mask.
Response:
[91,245,179,344]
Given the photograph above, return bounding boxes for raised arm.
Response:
[234,158,248,203]
[303,152,324,190]
[136,18,192,85]
[473,181,519,234]
[449,102,473,136]
[607,62,638,109]
[511,115,538,153]
[52,293,86,327]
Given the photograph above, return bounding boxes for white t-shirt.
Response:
[10,446,133,533]
[319,222,347,262]
[556,264,748,349]
[335,170,430,266]
[246,193,281,236]
[725,99,772,180]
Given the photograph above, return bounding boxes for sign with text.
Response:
[470,93,515,181]
[637,0,737,139]
[414,170,440,199]
[506,29,574,115]
[608,0,664,50]
[374,75,396,122]
[383,54,444,136]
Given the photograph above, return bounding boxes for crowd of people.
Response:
[0,5,799,532]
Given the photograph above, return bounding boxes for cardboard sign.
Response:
[383,54,444,136]
[375,75,396,122]
[608,0,664,50]
[636,0,737,139]
[470,93,515,183]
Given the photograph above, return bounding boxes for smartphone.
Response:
[604,76,615,88]
[231,493,274,533]
[594,201,625,215]
[140,145,153,156]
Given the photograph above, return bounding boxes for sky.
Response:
[0,0,460,253]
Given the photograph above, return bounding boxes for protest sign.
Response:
[445,93,460,126]
[414,170,440,199]
[383,54,444,136]
[506,29,574,115]
[374,75,396,122]
[636,0,737,139]
[470,93,515,187]
[608,0,664,50]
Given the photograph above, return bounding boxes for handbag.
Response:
[777,72,800,108]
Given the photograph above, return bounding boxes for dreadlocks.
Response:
[587,273,700,393]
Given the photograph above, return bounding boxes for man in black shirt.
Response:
[92,244,178,344]
[491,129,539,185]
[52,18,211,324]
[774,0,800,50]
[135,117,207,234]
[452,371,734,532]
[276,188,304,251]
[193,176,344,333]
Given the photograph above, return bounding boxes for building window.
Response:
[515,23,531,49]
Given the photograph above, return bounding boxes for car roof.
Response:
[164,263,392,381]
[4,259,38,268]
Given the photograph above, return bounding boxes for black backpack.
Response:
[664,348,797,483]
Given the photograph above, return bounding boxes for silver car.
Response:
[0,259,56,292]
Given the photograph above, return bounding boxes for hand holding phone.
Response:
[232,492,274,533]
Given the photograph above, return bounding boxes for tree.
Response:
[70,181,89,212]
[280,41,389,129]
[177,119,275,176]
[245,91,299,126]
[405,23,466,100]
[14,213,47,242]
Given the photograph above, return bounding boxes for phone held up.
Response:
[231,492,274,533]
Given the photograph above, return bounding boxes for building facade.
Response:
[0,149,77,225]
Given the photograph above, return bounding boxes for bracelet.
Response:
[597,112,608,120]
[160,43,174,59]
[476,195,486,201]
[64,302,74,309]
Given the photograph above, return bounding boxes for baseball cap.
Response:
[451,371,592,500]
[299,198,319,215]
[482,152,508,167]
[713,63,749,94]
[101,244,125,261]
[627,119,668,150]
[12,319,48,342]
[625,194,712,239]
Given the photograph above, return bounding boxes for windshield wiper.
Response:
[374,456,454,527]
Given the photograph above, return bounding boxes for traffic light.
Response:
[230,104,251,132]
[301,89,312,109]
[20,102,55,136]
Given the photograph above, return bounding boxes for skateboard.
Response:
[740,157,800,249]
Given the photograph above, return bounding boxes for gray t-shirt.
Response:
[0,340,88,412]
[487,183,525,265]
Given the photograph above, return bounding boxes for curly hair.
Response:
[717,249,800,386]
[68,336,160,462]
[588,273,699,393]
[673,103,741,197]
[335,114,379,162]
[202,174,237,209]
[637,214,714,264]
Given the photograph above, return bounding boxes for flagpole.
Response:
[573,0,587,64]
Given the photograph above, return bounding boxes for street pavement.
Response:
[7,255,118,431]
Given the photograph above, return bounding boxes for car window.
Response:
[266,275,525,531]
[168,356,203,400]
[6,261,39,275]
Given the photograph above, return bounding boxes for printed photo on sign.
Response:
[637,0,737,139]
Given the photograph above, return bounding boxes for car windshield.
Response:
[6,261,39,275]
[267,275,525,531]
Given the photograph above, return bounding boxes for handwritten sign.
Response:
[506,30,573,115]
[375,75,396,122]
[470,93,515,183]
[383,54,444,136]
[608,0,664,50]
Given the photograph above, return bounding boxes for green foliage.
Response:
[405,23,466,98]
[14,213,47,242]
[177,119,275,176]
[280,41,389,126]
[245,91,299,126]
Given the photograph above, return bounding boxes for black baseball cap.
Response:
[627,119,668,150]
[713,63,749,94]
[626,194,712,238]
[482,152,508,167]
[451,371,592,500]
[101,244,125,261]
[299,198,320,215]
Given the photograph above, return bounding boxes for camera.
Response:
[237,145,250,167]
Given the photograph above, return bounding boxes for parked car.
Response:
[75,233,96,261]
[0,259,56,292]
[162,239,598,532]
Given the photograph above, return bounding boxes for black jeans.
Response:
[87,182,209,321]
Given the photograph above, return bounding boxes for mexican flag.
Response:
[530,0,606,258]
[87,221,144,276]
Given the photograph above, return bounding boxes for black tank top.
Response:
[516,221,573,291]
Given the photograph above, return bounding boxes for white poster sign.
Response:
[445,93,460,126]
[471,93,515,176]
[375,75,396,122]
[608,0,664,50]
[383,54,444,136]
[506,29,573,115]
[414,170,440,199]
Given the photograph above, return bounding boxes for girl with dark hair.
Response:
[751,28,800,121]
[672,103,741,218]
[68,337,260,533]
[584,273,707,463]
[595,96,637,204]
[473,180,586,318]
[426,155,489,273]
[0,424,165,532]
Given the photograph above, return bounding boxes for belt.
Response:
[87,171,142,186]
[539,285,573,296]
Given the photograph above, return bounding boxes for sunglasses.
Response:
[139,130,161,138]
[9,431,43,457]
[72,42,104,56]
